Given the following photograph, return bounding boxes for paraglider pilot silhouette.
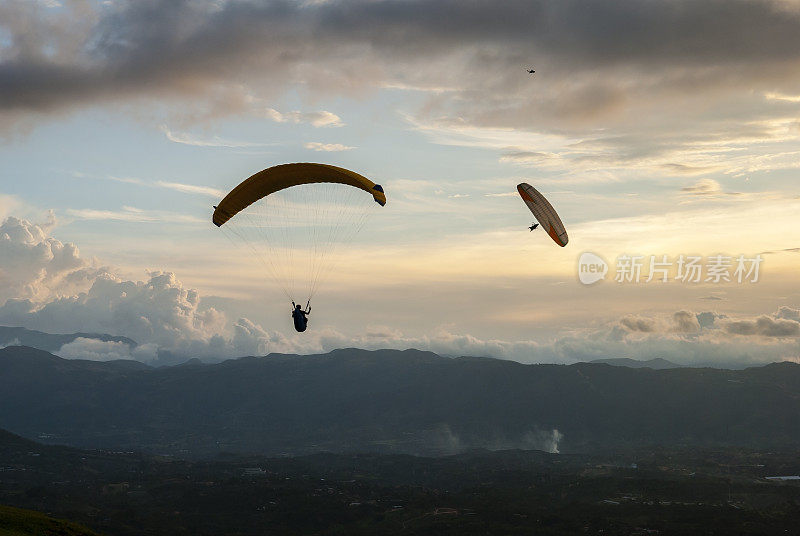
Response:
[291,300,311,332]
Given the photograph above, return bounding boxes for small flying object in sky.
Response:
[527,68,535,74]
[528,223,539,231]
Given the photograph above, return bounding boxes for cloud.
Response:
[0,194,26,220]
[681,178,725,196]
[696,311,723,329]
[155,181,224,198]
[364,325,404,340]
[265,109,343,127]
[615,308,800,340]
[303,141,354,152]
[0,214,108,303]
[662,163,720,176]
[65,208,158,223]
[724,315,800,337]
[160,125,272,148]
[764,91,800,103]
[411,114,800,184]
[57,337,153,362]
[615,312,700,335]
[0,267,302,364]
[2,214,799,368]
[619,315,656,333]
[500,150,556,164]
[4,1,800,130]
[0,215,260,363]
[776,306,800,321]
[72,170,224,200]
[70,171,145,186]
[280,307,800,368]
[673,310,701,333]
[5,0,800,195]
[564,308,800,367]
[0,271,225,353]
[65,207,204,224]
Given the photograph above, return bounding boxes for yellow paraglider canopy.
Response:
[213,163,386,227]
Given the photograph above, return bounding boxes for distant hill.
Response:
[589,357,682,369]
[0,427,40,450]
[0,325,137,352]
[1,345,799,456]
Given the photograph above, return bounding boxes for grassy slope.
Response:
[0,504,101,536]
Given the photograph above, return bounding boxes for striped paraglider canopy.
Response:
[517,183,568,247]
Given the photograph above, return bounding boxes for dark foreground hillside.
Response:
[0,504,101,536]
[2,429,800,536]
[2,346,800,456]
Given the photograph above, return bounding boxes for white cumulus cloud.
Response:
[0,214,109,303]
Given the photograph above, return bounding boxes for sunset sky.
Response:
[2,0,800,366]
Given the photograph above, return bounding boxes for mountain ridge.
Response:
[589,357,682,369]
[0,325,137,352]
[2,345,799,457]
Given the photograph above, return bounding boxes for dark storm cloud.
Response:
[4,0,800,120]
